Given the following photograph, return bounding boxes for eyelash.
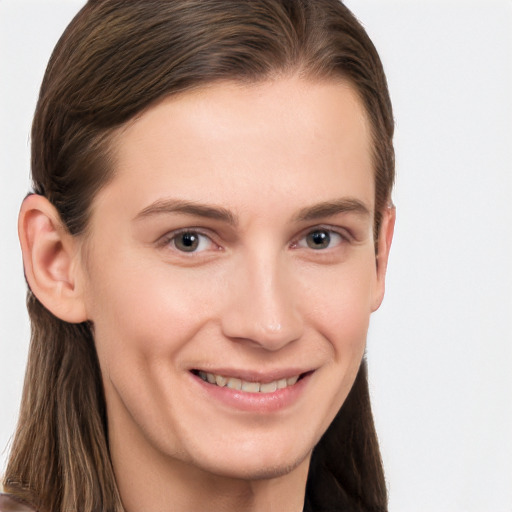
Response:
[159,225,351,255]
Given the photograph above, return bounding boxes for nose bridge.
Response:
[221,246,303,350]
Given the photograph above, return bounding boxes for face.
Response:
[79,77,390,483]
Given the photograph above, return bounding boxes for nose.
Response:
[220,251,304,351]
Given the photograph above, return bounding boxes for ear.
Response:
[18,194,88,323]
[371,204,396,312]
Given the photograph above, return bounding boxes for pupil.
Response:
[308,231,330,249]
[177,233,199,252]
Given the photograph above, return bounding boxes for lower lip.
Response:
[190,372,312,413]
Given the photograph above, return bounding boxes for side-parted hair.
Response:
[4,1,394,511]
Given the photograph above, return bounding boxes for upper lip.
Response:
[191,367,314,383]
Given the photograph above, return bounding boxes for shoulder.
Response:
[0,494,37,512]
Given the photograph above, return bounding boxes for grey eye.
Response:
[173,232,203,252]
[297,229,343,250]
[306,230,331,249]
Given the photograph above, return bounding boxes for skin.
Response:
[19,76,394,512]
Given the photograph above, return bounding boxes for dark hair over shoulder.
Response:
[4,2,393,511]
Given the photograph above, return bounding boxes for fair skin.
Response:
[19,77,394,512]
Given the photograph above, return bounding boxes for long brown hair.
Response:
[4,1,394,511]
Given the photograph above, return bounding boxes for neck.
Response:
[107,400,310,512]
[112,443,310,512]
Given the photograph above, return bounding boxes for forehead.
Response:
[97,77,374,220]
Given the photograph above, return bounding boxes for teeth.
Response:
[277,378,288,389]
[242,381,261,393]
[226,377,242,390]
[215,375,227,387]
[286,376,299,386]
[198,372,301,393]
[260,381,277,393]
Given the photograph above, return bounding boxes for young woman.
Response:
[1,1,395,511]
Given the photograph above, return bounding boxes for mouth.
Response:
[191,370,311,394]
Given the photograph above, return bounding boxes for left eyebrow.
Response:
[134,198,238,226]
[293,198,372,222]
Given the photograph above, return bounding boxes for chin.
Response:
[183,433,315,482]
[199,453,309,482]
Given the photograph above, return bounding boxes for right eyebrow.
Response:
[133,198,239,226]
[293,197,372,222]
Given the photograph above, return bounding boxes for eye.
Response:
[297,228,344,250]
[170,231,214,253]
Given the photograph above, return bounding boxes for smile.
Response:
[190,369,313,413]
[195,371,300,393]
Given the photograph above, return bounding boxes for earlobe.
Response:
[371,204,396,312]
[18,194,88,323]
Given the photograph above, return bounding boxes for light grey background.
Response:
[1,1,511,511]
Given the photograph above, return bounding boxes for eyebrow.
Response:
[293,198,372,222]
[134,197,371,225]
[134,198,238,226]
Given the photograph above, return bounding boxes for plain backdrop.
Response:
[1,1,511,511]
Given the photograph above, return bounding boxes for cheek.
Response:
[293,258,376,439]
[298,256,377,353]
[85,258,219,368]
